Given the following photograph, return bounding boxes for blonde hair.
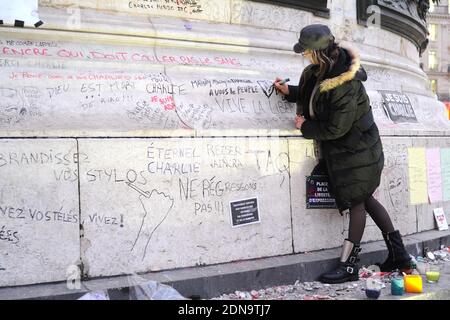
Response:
[305,41,340,80]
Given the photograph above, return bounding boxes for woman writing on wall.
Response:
[274,24,412,284]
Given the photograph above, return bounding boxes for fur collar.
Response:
[319,47,361,93]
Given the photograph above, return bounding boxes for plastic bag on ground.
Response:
[78,290,110,300]
[130,280,188,300]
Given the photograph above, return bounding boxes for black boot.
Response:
[320,239,361,284]
[377,230,412,272]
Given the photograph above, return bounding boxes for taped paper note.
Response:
[408,148,428,204]
[426,148,443,203]
[441,148,450,201]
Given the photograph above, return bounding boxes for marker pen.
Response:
[276,78,290,85]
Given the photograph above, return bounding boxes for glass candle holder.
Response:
[404,275,423,293]
[366,278,382,299]
[415,261,427,275]
[425,265,441,283]
[391,277,404,296]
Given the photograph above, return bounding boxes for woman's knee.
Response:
[350,202,365,213]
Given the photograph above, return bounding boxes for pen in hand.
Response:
[273,77,290,95]
[274,78,290,86]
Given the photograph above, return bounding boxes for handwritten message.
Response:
[408,148,428,204]
[426,148,443,203]
[441,148,450,202]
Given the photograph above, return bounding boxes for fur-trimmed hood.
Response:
[319,47,367,93]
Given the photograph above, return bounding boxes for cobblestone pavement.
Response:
[211,246,450,300]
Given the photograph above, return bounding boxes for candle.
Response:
[404,275,423,293]
[391,278,404,296]
[425,271,440,283]
[365,278,382,299]
[365,288,381,299]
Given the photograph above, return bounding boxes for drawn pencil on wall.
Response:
[127,181,174,261]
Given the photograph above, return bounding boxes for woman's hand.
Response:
[273,77,289,95]
[295,114,305,129]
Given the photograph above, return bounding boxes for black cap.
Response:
[293,24,334,54]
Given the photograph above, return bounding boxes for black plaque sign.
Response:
[306,175,337,209]
[230,198,260,227]
[380,90,417,123]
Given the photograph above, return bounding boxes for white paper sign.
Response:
[433,207,449,231]
[0,0,41,27]
[77,290,109,300]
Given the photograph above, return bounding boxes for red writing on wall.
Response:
[1,45,242,67]
[151,95,176,110]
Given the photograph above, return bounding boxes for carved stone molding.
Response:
[357,0,430,55]
[378,0,428,21]
[251,0,330,18]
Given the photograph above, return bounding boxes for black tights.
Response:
[348,196,395,244]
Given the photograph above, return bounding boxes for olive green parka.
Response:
[287,47,384,213]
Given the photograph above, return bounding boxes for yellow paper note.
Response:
[408,148,428,204]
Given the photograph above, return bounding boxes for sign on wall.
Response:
[306,175,337,209]
[433,208,449,231]
[380,90,417,123]
[230,197,260,227]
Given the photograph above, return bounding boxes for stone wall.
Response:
[0,0,449,286]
